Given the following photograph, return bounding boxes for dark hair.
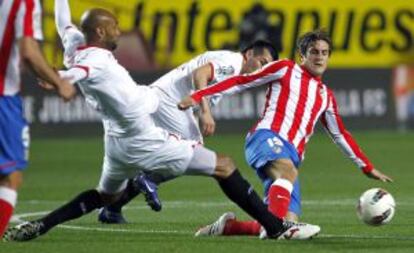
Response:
[297,29,332,56]
[241,40,279,61]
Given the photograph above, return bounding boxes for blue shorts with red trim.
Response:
[244,129,302,215]
[0,95,30,175]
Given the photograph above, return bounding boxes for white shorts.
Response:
[97,132,216,194]
[151,88,203,143]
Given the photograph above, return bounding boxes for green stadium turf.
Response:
[2,131,414,252]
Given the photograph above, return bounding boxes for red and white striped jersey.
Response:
[0,0,43,96]
[191,59,374,173]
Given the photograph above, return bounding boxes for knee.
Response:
[285,167,298,182]
[266,159,298,183]
[0,171,23,190]
[214,155,236,179]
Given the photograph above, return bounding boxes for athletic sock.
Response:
[223,219,261,235]
[268,178,293,219]
[39,189,104,233]
[106,180,139,213]
[217,169,284,236]
[0,187,17,237]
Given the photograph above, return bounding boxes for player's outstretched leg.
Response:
[212,155,319,240]
[98,173,162,224]
[195,212,320,239]
[212,155,287,238]
[3,189,104,242]
[3,221,45,242]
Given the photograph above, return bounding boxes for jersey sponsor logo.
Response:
[216,66,235,76]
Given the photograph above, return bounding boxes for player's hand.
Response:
[57,79,77,102]
[200,111,216,137]
[38,78,56,90]
[38,67,62,90]
[178,96,196,110]
[365,168,393,183]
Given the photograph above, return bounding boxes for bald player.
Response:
[3,2,319,242]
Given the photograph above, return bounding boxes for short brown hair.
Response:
[297,29,332,56]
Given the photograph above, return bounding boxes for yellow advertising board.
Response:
[42,0,413,68]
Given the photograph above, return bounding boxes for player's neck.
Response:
[86,41,111,51]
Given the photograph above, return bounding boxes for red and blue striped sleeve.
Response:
[191,59,293,103]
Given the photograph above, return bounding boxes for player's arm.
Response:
[320,89,393,182]
[38,66,87,94]
[14,0,75,101]
[19,37,76,101]
[178,60,290,110]
[55,0,74,37]
[59,67,88,84]
[192,63,215,136]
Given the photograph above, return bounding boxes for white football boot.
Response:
[3,221,45,242]
[259,220,321,240]
[195,212,236,237]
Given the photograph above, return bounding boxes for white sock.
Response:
[0,186,17,207]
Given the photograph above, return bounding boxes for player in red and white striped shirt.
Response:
[179,30,393,237]
[0,0,75,237]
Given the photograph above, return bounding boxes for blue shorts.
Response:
[0,95,30,175]
[245,129,301,215]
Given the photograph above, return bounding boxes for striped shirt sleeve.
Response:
[15,0,42,40]
[190,59,292,103]
[320,89,374,173]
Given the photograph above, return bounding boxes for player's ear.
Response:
[96,27,106,39]
[245,49,254,59]
[298,50,306,63]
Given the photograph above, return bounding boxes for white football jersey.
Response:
[150,50,243,104]
[60,26,162,137]
[72,46,161,137]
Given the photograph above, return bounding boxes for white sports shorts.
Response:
[98,132,216,194]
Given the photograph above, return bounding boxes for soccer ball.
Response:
[356,188,396,226]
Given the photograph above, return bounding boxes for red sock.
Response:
[223,219,261,235]
[268,179,293,219]
[0,187,17,237]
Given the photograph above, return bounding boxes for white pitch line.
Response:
[59,224,191,235]
[11,210,414,241]
[17,199,414,206]
[319,234,414,241]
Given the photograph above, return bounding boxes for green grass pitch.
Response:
[2,131,414,252]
